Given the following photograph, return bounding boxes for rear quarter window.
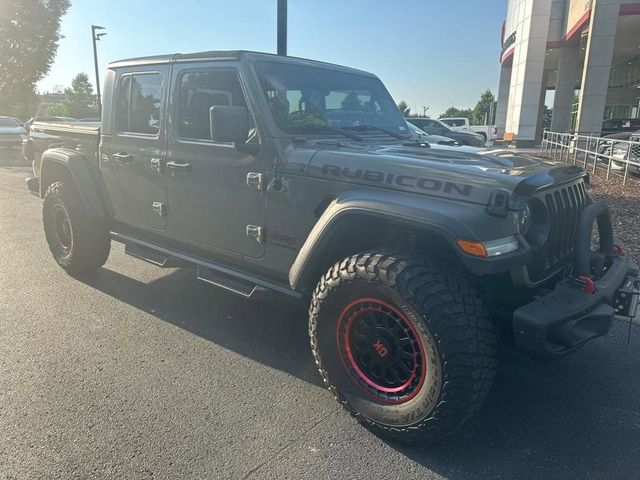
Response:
[115,72,162,136]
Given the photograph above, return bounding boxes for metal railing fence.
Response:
[541,130,640,187]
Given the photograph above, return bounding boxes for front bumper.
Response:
[513,202,639,360]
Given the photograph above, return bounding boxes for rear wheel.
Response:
[309,252,497,443]
[43,181,110,275]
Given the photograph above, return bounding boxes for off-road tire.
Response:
[309,252,497,443]
[43,181,110,275]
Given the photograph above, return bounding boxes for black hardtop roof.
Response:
[107,50,375,77]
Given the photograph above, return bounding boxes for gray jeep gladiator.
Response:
[26,51,639,443]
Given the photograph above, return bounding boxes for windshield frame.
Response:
[253,60,410,140]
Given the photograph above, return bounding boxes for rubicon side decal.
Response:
[321,164,473,197]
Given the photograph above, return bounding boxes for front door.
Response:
[164,64,267,258]
[102,67,169,231]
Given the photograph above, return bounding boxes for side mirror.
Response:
[209,105,249,143]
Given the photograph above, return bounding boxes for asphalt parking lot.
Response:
[1,163,639,480]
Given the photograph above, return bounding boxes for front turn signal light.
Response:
[456,236,519,257]
[456,239,488,257]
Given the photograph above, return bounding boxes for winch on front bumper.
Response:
[514,202,639,360]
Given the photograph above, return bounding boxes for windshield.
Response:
[441,118,466,127]
[256,61,409,138]
[0,118,19,127]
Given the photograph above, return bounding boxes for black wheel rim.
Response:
[52,204,72,254]
[336,298,427,404]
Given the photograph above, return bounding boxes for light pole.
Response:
[277,0,287,55]
[91,25,107,114]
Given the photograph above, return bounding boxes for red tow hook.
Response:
[578,275,596,294]
[614,243,624,256]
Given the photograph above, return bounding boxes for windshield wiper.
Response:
[345,124,409,140]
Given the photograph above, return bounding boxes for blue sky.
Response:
[39,0,506,117]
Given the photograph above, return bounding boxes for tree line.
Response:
[398,90,496,125]
[47,73,99,118]
[1,1,100,119]
[0,0,71,119]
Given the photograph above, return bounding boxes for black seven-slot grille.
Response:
[529,179,588,282]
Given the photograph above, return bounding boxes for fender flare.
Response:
[288,189,515,292]
[39,148,109,220]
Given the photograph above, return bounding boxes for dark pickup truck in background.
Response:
[25,50,639,443]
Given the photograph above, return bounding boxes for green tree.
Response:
[439,107,473,121]
[48,73,99,118]
[472,89,495,125]
[0,0,70,119]
[439,90,496,125]
[397,100,410,117]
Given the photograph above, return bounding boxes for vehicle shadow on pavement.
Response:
[82,266,323,388]
[394,323,640,479]
[83,265,639,480]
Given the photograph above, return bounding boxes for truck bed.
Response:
[28,121,101,173]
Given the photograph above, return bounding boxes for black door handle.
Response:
[113,152,133,163]
[166,161,192,172]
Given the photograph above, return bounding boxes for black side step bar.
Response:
[125,242,189,268]
[197,266,268,298]
[111,232,301,300]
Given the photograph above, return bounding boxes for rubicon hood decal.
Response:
[321,164,473,197]
[305,142,580,205]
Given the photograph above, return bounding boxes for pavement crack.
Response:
[242,407,341,479]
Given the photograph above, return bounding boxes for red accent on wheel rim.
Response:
[336,298,427,404]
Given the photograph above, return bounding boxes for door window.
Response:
[115,72,162,135]
[177,70,249,141]
[442,118,466,127]
[418,120,444,135]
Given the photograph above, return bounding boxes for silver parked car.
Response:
[594,130,640,171]
[0,116,27,149]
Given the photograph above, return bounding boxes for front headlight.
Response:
[484,236,519,256]
[520,198,549,246]
[518,203,532,236]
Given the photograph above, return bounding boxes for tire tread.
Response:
[43,181,110,275]
[309,252,497,443]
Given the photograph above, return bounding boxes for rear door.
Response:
[164,62,267,258]
[102,66,169,231]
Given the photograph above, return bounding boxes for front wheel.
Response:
[309,253,497,443]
